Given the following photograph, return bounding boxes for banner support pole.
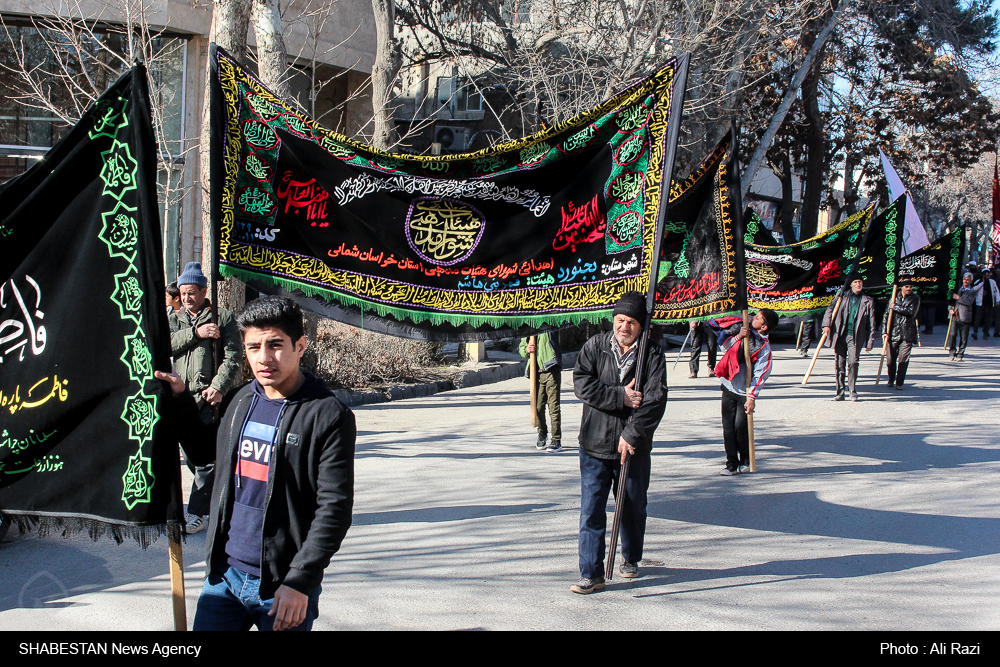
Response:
[606,53,689,582]
[529,335,538,429]
[742,309,756,472]
[875,284,897,385]
[796,321,804,349]
[803,295,841,385]
[168,535,187,631]
[673,328,693,371]
[944,311,954,351]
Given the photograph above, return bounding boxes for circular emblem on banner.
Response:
[746,259,778,290]
[608,210,642,247]
[406,197,485,265]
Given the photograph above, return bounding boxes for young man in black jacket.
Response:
[155,296,355,631]
[571,292,667,593]
[881,278,920,390]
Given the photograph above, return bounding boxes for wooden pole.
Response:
[743,310,756,472]
[915,319,922,347]
[168,535,187,631]
[803,295,842,385]
[796,320,805,350]
[875,285,898,385]
[528,335,538,428]
[943,311,954,351]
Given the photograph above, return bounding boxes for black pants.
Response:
[689,324,718,376]
[797,318,819,352]
[185,403,216,516]
[721,387,749,469]
[949,321,970,358]
[834,335,860,395]
[886,340,913,387]
[975,305,994,337]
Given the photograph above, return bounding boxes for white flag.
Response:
[879,148,930,255]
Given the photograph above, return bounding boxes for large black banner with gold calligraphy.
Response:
[651,136,742,321]
[741,204,876,316]
[211,47,689,341]
[0,68,182,543]
[871,224,966,302]
[854,195,907,290]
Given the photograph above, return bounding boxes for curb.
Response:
[334,351,579,408]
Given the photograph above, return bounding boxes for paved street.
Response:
[2,332,998,630]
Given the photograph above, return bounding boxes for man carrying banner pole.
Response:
[879,278,920,390]
[822,274,876,401]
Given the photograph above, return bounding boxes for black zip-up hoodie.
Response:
[176,372,355,598]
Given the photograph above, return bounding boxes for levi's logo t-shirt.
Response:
[226,394,285,576]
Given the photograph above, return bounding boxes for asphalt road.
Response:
[2,331,998,630]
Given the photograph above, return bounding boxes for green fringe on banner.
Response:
[221,265,613,330]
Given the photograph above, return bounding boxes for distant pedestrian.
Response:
[519,332,563,452]
[972,268,998,339]
[822,275,876,401]
[687,320,717,378]
[707,310,776,475]
[166,281,181,315]
[796,316,820,357]
[948,273,982,361]
[881,279,920,390]
[571,292,667,593]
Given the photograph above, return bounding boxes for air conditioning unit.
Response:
[435,126,468,151]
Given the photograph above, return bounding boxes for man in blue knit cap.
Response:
[169,262,243,534]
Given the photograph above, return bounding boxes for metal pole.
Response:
[673,328,693,370]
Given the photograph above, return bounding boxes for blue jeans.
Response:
[193,566,321,631]
[578,450,650,579]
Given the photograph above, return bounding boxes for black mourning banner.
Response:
[743,204,876,316]
[744,208,779,246]
[212,46,689,341]
[873,225,966,302]
[0,67,181,543]
[651,136,742,321]
[854,195,907,290]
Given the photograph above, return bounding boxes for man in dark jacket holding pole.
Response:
[155,296,355,631]
[571,292,667,594]
[881,278,920,390]
[822,275,876,401]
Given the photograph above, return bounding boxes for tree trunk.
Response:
[252,0,293,102]
[201,0,252,313]
[741,0,849,200]
[798,54,827,240]
[370,0,401,151]
[778,151,798,243]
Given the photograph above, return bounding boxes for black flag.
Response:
[0,67,182,544]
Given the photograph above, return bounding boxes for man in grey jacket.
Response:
[571,292,667,593]
[168,262,244,533]
[949,272,982,361]
[822,275,876,401]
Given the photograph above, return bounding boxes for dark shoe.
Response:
[546,439,562,453]
[570,577,606,594]
[851,393,859,402]
[832,393,845,401]
[985,333,991,339]
[957,355,964,361]
[536,435,547,450]
[619,562,639,579]
[949,355,956,361]
[894,385,903,391]
[972,333,978,340]
[720,466,739,476]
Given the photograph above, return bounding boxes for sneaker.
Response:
[183,512,207,535]
[570,576,606,594]
[738,464,750,473]
[619,562,639,578]
[832,393,845,401]
[536,435,547,450]
[720,466,738,476]
[851,393,859,402]
[546,439,563,452]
